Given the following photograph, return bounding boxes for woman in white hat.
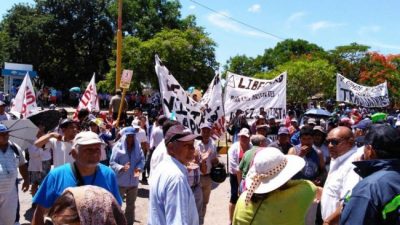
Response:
[233,147,317,225]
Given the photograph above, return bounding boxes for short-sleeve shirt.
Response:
[109,95,127,112]
[238,147,258,179]
[0,144,26,193]
[45,138,74,167]
[136,128,148,144]
[33,163,122,208]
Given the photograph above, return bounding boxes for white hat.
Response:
[238,128,250,137]
[245,147,305,204]
[131,119,140,129]
[73,131,105,149]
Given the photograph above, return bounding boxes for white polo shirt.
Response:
[321,146,361,220]
[0,144,26,193]
[194,139,217,175]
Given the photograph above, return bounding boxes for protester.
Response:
[148,115,167,176]
[233,147,317,225]
[28,126,51,197]
[109,89,128,124]
[149,120,179,177]
[269,127,293,154]
[313,126,330,170]
[132,117,150,184]
[237,134,268,193]
[340,124,400,225]
[34,118,78,167]
[32,131,122,225]
[148,123,199,225]
[187,150,203,223]
[194,123,219,224]
[227,128,252,224]
[0,124,29,225]
[88,118,116,165]
[48,185,126,225]
[352,118,372,147]
[110,127,144,225]
[321,126,360,225]
[0,101,11,121]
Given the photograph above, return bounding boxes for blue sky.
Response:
[2,0,400,68]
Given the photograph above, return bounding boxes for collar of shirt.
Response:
[353,159,400,178]
[166,155,188,177]
[330,146,357,172]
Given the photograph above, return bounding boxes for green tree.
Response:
[261,39,326,70]
[255,58,336,104]
[99,28,218,92]
[1,1,115,89]
[223,55,260,76]
[328,42,370,81]
[108,0,182,40]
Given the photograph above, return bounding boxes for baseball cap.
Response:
[238,128,251,137]
[278,127,289,135]
[364,124,400,158]
[200,122,212,129]
[0,124,9,133]
[165,124,199,145]
[307,118,316,125]
[73,131,105,149]
[313,126,326,134]
[0,101,7,107]
[352,119,372,130]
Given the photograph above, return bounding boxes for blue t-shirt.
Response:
[33,163,122,208]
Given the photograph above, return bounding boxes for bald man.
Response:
[321,126,361,225]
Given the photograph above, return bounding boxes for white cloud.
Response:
[189,5,196,10]
[207,11,280,41]
[286,11,306,28]
[358,25,381,36]
[309,21,345,32]
[248,4,261,13]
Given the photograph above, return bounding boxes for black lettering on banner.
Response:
[251,81,259,90]
[167,83,180,92]
[175,102,187,115]
[163,96,175,112]
[238,78,247,89]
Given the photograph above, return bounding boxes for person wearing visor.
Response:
[148,123,199,225]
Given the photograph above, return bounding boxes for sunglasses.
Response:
[326,138,347,146]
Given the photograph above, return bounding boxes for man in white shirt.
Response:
[149,120,179,178]
[195,123,219,224]
[148,116,166,175]
[132,117,150,184]
[321,126,361,225]
[0,101,11,121]
[148,123,199,225]
[34,119,78,167]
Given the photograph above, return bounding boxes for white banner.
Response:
[11,73,39,117]
[224,72,287,121]
[155,55,225,137]
[73,74,99,119]
[336,74,389,107]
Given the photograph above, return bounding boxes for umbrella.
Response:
[27,109,61,132]
[0,119,39,151]
[304,108,332,117]
[69,87,81,93]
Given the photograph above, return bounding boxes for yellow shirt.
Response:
[233,180,316,225]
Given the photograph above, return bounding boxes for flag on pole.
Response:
[73,73,99,120]
[11,73,39,118]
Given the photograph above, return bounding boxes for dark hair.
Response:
[58,108,68,119]
[365,124,400,159]
[300,127,314,137]
[48,192,80,224]
[162,120,180,135]
[77,108,89,120]
[157,116,167,126]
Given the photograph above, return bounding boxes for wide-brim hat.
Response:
[245,147,305,195]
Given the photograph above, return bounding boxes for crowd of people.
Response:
[1,93,400,225]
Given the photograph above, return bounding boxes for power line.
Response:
[188,0,285,41]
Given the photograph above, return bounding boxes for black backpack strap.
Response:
[9,142,20,157]
[70,162,84,186]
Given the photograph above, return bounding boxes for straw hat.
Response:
[245,147,305,204]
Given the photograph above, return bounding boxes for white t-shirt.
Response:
[149,139,167,178]
[45,137,74,167]
[136,128,148,144]
[149,126,163,149]
[28,144,51,172]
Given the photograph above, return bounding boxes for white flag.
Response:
[73,74,99,119]
[11,73,39,118]
[155,55,225,137]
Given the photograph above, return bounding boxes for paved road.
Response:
[18,156,230,225]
